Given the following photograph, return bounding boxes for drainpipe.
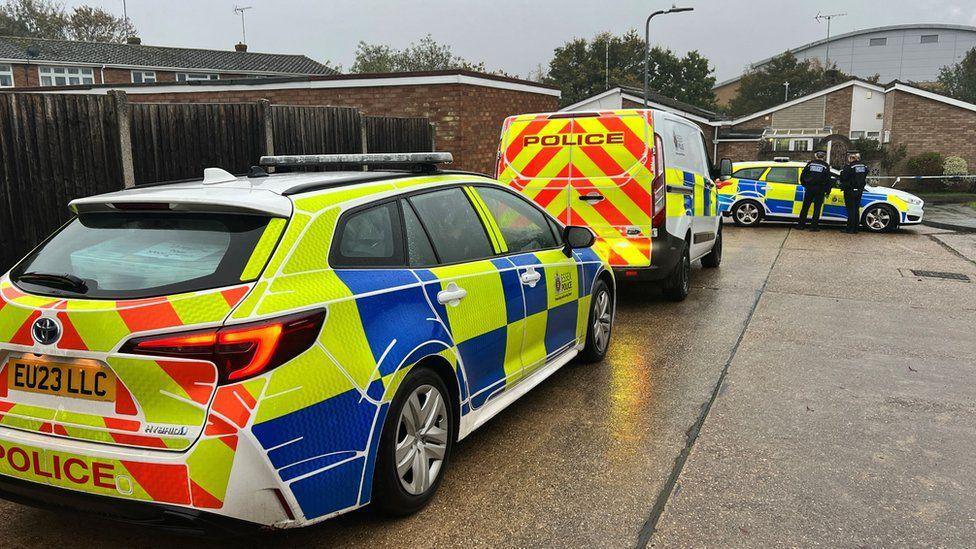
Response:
[713,125,719,160]
[100,64,106,84]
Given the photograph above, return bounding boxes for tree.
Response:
[350,34,488,74]
[543,30,717,109]
[728,52,846,116]
[0,0,135,43]
[65,5,135,43]
[938,47,976,104]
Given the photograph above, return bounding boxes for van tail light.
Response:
[651,132,667,229]
[120,310,325,384]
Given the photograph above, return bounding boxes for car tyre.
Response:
[731,200,763,227]
[862,204,899,233]
[663,240,691,302]
[372,367,455,517]
[701,224,722,269]
[579,278,613,363]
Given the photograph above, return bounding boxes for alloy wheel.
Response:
[592,290,612,354]
[864,206,892,231]
[395,384,449,495]
[735,203,760,225]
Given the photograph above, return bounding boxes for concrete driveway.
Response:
[1,224,973,548]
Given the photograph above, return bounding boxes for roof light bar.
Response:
[259,152,453,168]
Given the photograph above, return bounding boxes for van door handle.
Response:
[437,282,467,306]
[520,269,542,288]
[578,192,604,202]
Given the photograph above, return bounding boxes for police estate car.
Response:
[0,154,613,531]
[717,161,925,232]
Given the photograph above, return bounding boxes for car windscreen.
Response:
[10,212,276,299]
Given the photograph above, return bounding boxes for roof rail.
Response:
[259,152,453,173]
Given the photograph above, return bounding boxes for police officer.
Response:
[838,151,869,234]
[797,150,832,232]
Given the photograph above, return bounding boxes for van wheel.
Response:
[701,225,722,269]
[579,278,613,363]
[663,241,691,302]
[372,367,455,516]
[732,200,763,227]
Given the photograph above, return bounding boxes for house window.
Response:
[850,131,865,140]
[38,66,94,86]
[131,70,156,84]
[869,37,887,47]
[771,138,813,152]
[0,64,13,87]
[851,131,881,141]
[920,34,939,44]
[176,73,219,82]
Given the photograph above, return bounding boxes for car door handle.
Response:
[578,192,604,202]
[437,282,467,307]
[520,269,542,288]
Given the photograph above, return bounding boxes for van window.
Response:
[664,120,709,176]
[733,167,766,181]
[332,202,405,268]
[12,213,273,299]
[765,167,799,185]
[409,188,493,264]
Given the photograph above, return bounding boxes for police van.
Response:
[497,109,728,301]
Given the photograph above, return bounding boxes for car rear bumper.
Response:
[0,472,261,536]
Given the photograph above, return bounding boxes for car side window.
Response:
[732,167,766,181]
[475,186,558,253]
[331,201,405,268]
[764,167,800,185]
[408,187,494,264]
[401,200,438,267]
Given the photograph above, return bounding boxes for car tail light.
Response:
[120,310,325,384]
[652,132,667,229]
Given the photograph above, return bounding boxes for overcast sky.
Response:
[69,0,976,81]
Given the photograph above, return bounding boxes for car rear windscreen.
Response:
[11,212,276,299]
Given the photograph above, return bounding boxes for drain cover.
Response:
[910,270,971,282]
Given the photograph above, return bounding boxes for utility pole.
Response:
[605,38,610,90]
[643,6,694,107]
[234,5,253,44]
[815,12,847,68]
[783,81,790,102]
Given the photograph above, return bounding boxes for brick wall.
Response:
[771,96,825,128]
[824,87,852,137]
[883,89,976,169]
[125,83,557,174]
[716,140,761,162]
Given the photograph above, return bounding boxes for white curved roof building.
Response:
[715,24,976,105]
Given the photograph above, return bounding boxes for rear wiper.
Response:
[17,272,89,293]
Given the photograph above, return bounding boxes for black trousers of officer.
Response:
[798,186,826,229]
[844,189,864,232]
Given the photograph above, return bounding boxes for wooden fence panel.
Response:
[129,102,265,185]
[0,93,123,271]
[272,105,363,155]
[366,116,435,153]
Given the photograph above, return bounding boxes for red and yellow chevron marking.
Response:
[0,280,252,451]
[498,110,655,268]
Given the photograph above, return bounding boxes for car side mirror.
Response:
[718,158,733,180]
[562,226,595,256]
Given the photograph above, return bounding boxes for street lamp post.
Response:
[644,5,694,107]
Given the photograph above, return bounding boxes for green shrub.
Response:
[943,156,968,176]
[906,152,945,176]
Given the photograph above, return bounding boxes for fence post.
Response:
[109,90,136,188]
[359,115,369,171]
[258,99,274,172]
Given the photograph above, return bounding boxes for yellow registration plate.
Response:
[8,357,116,402]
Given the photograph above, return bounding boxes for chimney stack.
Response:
[235,42,248,52]
[126,36,142,45]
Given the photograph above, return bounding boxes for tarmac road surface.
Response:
[1,223,973,548]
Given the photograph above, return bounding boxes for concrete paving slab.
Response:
[652,239,976,547]
[933,233,976,265]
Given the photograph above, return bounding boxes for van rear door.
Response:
[497,111,654,268]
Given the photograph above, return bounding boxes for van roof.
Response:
[503,108,704,134]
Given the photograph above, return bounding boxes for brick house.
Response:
[24,70,560,175]
[0,35,334,88]
[564,80,976,173]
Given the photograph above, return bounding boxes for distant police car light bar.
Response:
[259,152,454,168]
